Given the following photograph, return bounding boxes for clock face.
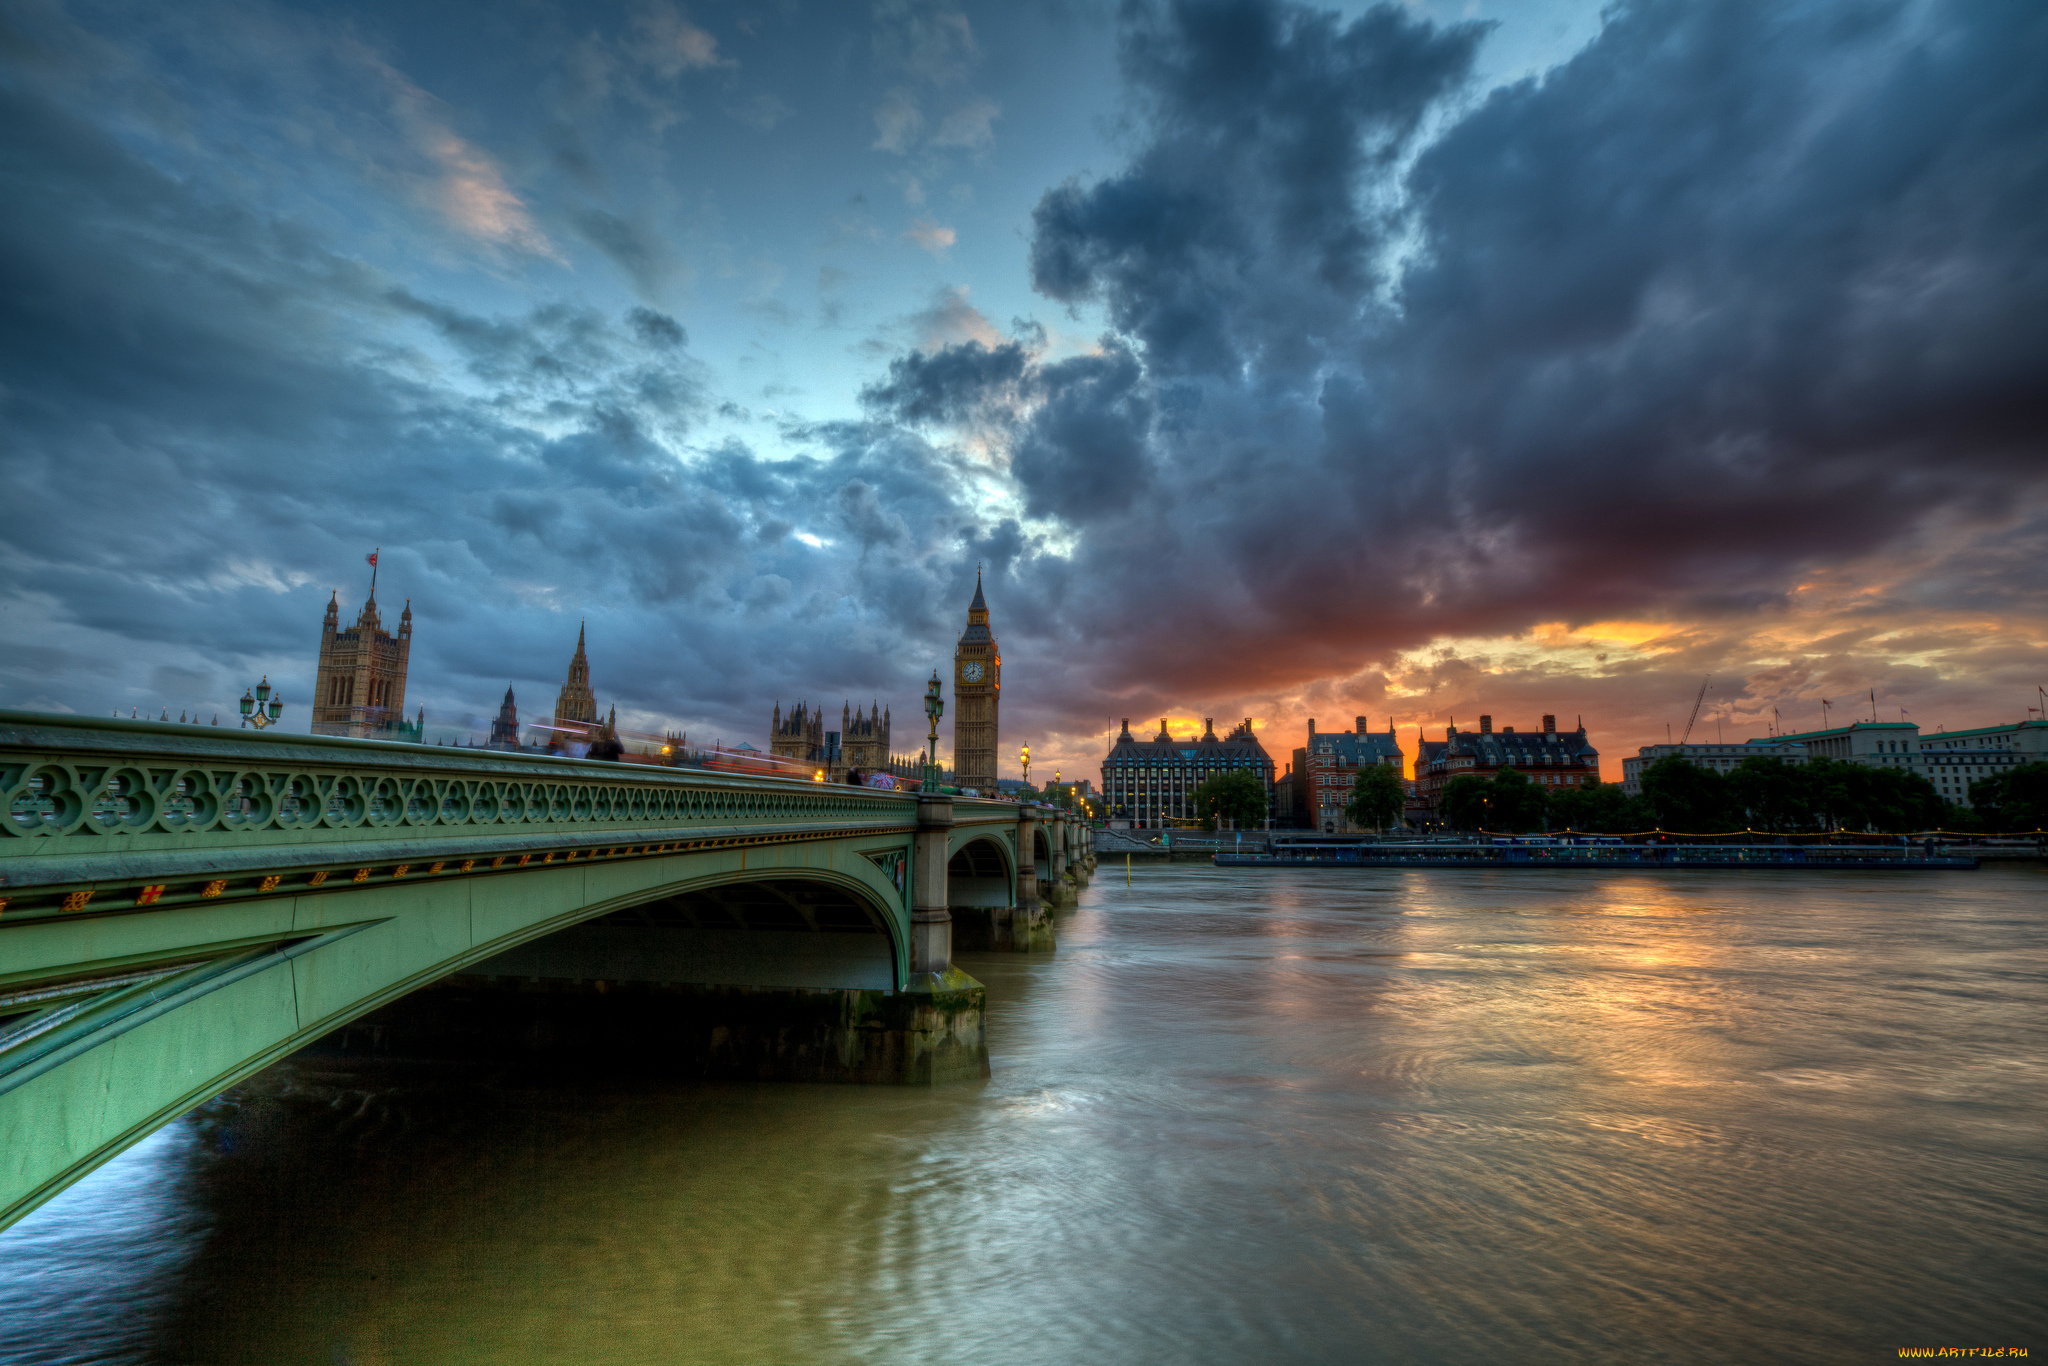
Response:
[961,661,985,683]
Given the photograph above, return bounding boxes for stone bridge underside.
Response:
[0,713,1089,1231]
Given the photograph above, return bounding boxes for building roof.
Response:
[1432,725,1597,767]
[1308,730,1404,762]
[1750,720,1915,745]
[957,570,994,645]
[1916,718,2048,743]
[1105,717,1273,764]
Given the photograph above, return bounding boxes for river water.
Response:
[4,864,2045,1365]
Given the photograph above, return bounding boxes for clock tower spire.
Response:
[952,567,999,792]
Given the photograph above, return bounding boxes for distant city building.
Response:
[1411,728,1447,824]
[771,700,828,769]
[1296,717,1404,833]
[555,623,598,725]
[770,700,898,781]
[311,587,412,738]
[1413,715,1598,814]
[1101,717,1275,827]
[489,685,521,749]
[1272,761,1303,825]
[1621,716,2044,808]
[952,573,999,793]
[1915,721,2044,807]
[1622,739,1808,795]
[1747,720,1915,769]
[1916,719,2047,807]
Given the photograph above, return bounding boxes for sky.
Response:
[1,0,2043,781]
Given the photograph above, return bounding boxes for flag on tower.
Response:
[366,551,378,567]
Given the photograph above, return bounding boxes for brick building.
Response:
[1412,715,1599,815]
[1293,718,1405,833]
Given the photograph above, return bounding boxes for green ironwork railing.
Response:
[0,711,919,851]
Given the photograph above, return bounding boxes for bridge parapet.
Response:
[0,712,1021,922]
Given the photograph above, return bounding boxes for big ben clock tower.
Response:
[952,570,999,792]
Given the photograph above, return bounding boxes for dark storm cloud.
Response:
[1009,344,1152,524]
[860,339,1030,426]
[1031,0,1483,374]
[989,0,2048,716]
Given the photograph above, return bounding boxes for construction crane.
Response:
[1679,675,1711,746]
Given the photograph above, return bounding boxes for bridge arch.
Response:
[2,844,920,1228]
[457,868,905,994]
[945,835,1015,910]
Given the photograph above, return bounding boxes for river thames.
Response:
[3,863,2044,1364]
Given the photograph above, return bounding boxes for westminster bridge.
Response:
[0,712,1093,1231]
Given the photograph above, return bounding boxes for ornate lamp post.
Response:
[923,670,944,786]
[1053,768,1061,808]
[1021,743,1031,793]
[238,676,283,729]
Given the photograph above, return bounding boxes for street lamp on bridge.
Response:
[238,677,283,729]
[1020,743,1030,792]
[923,670,944,787]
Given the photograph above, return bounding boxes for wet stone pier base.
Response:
[950,903,1056,953]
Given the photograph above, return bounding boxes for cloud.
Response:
[572,209,684,294]
[906,285,1002,349]
[634,4,729,77]
[861,338,1031,428]
[872,87,924,153]
[867,3,995,156]
[932,96,1000,149]
[725,90,792,131]
[372,59,563,260]
[903,219,957,253]
[5,0,2046,788]
[971,0,2048,755]
[0,40,1012,744]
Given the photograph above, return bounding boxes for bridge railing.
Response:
[0,713,1012,915]
[2,711,924,843]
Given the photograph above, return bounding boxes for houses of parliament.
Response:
[311,579,618,752]
[770,574,1001,788]
[310,570,1002,785]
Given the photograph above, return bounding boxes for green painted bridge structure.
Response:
[0,712,1093,1231]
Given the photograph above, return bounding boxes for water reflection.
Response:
[4,866,2045,1364]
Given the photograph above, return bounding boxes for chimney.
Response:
[1480,715,1493,734]
[1543,714,1556,734]
[1308,718,1316,737]
[1355,716,1366,734]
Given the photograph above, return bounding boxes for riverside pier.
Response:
[1214,836,1980,870]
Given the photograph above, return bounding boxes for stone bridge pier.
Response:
[947,802,1054,952]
